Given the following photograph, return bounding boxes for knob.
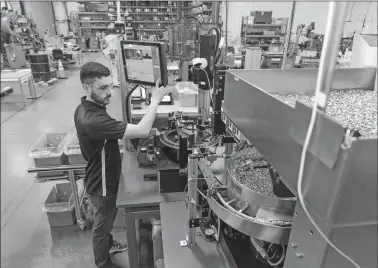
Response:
[140,147,147,154]
[148,144,154,151]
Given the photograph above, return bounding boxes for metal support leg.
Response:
[26,75,41,100]
[68,170,86,230]
[186,155,199,247]
[224,142,234,187]
[18,78,26,107]
[125,211,139,268]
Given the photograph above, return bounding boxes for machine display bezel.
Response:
[120,40,168,87]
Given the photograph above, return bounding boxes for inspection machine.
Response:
[117,3,377,268]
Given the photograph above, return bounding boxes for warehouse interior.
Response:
[1,1,377,268]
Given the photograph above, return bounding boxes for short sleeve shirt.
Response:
[74,96,127,196]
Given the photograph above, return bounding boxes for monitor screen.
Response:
[121,41,168,86]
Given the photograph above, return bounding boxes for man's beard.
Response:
[91,92,110,106]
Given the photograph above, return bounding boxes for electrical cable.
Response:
[267,244,285,267]
[297,88,362,267]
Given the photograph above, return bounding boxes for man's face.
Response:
[85,76,113,106]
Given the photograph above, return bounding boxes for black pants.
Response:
[87,193,118,268]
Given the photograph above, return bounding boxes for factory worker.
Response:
[74,62,168,268]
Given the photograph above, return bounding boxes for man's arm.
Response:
[84,79,167,140]
[123,79,168,140]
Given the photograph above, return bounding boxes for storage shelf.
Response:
[137,28,167,32]
[182,3,203,10]
[79,20,109,23]
[246,44,282,47]
[132,21,175,24]
[78,12,107,15]
[125,12,177,15]
[246,35,281,38]
[81,26,108,29]
[115,6,178,9]
[243,24,283,27]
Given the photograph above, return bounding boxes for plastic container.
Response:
[44,183,75,227]
[64,131,125,166]
[175,82,198,107]
[64,132,86,165]
[29,133,69,177]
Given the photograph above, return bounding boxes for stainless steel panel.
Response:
[285,201,377,268]
[228,67,377,94]
[223,72,377,225]
[208,196,291,244]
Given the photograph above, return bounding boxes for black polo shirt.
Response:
[74,97,127,196]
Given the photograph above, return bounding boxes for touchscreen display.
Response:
[123,44,161,83]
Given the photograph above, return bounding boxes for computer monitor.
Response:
[120,40,168,87]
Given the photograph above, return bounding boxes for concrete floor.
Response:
[1,53,129,268]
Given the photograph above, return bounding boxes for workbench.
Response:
[1,69,40,106]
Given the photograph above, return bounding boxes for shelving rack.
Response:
[77,1,219,42]
[241,15,288,52]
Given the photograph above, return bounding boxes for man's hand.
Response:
[151,78,168,105]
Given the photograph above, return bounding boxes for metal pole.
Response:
[116,0,121,22]
[282,1,296,69]
[314,2,349,110]
[68,170,86,229]
[186,155,199,246]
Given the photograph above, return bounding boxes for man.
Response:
[74,62,168,268]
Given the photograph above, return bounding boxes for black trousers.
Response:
[87,193,118,268]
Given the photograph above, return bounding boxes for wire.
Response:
[267,244,286,267]
[297,92,362,266]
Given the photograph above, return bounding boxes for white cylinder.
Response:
[245,47,262,69]
[52,2,69,36]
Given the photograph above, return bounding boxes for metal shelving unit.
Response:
[77,1,218,42]
[241,15,288,52]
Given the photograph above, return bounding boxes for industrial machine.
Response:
[1,8,44,69]
[117,3,376,268]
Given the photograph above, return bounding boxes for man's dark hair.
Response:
[80,62,111,84]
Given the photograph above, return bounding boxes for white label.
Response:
[315,92,327,109]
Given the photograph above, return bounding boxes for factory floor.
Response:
[1,53,131,268]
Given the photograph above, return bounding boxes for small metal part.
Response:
[188,218,202,228]
[238,203,249,213]
[227,198,236,205]
[180,240,188,247]
[290,243,298,249]
[295,252,304,259]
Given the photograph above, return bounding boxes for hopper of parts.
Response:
[175,81,198,107]
[29,133,70,167]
